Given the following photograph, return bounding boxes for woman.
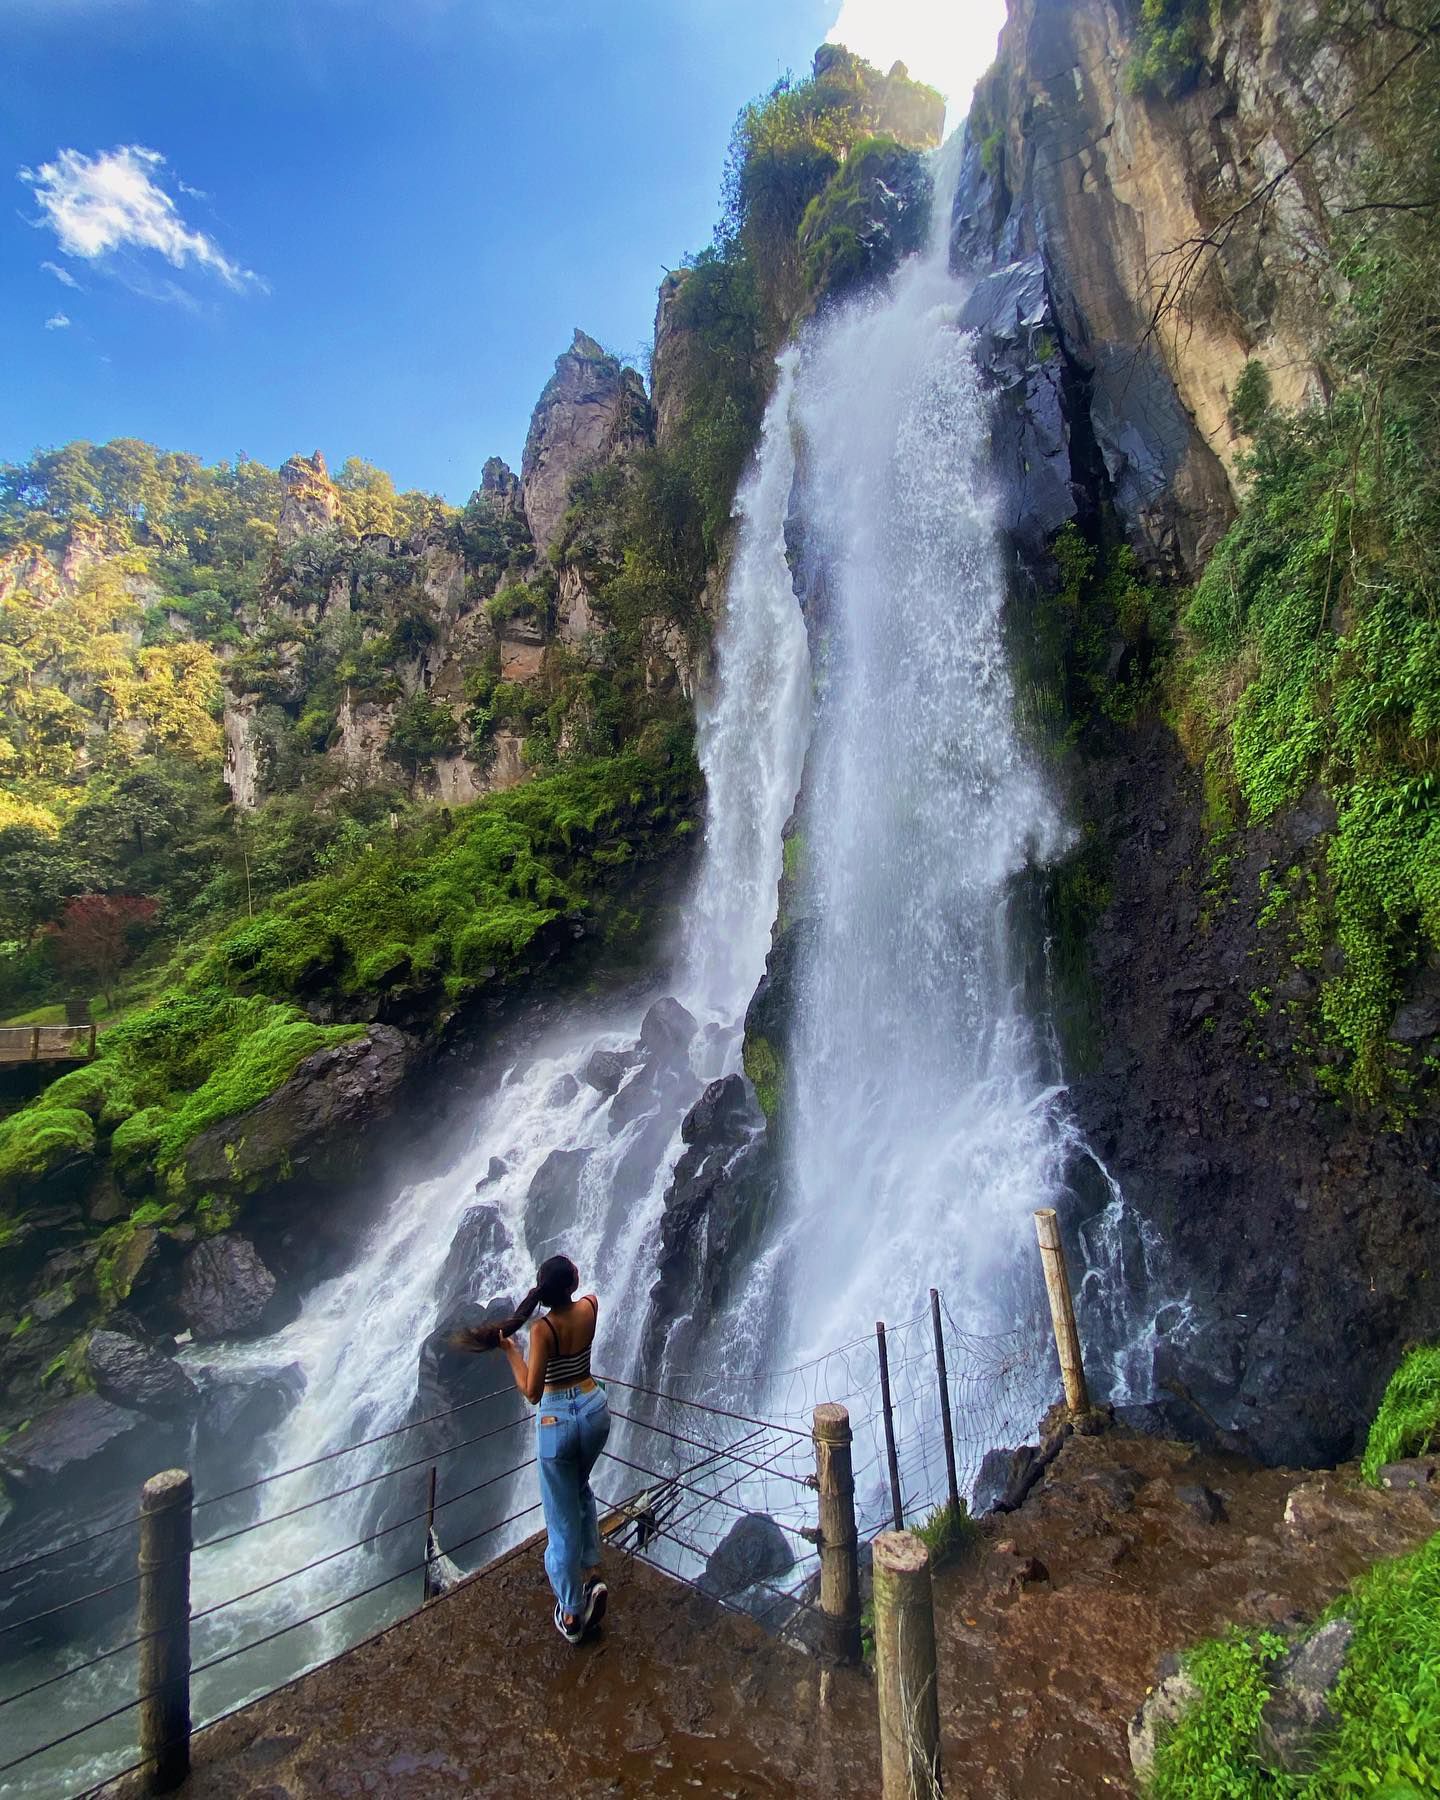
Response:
[455,1255,610,1644]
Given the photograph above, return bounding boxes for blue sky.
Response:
[2,0,1004,504]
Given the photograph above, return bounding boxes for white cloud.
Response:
[19,145,264,292]
[827,0,1008,126]
[44,312,70,329]
[41,258,81,289]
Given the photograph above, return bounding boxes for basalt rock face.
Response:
[954,0,1365,572]
[521,329,653,557]
[953,0,1440,1467]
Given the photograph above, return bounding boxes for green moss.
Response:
[1147,1630,1287,1796]
[743,1032,782,1122]
[0,1105,95,1199]
[1363,1345,1440,1484]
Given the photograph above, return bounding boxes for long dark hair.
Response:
[452,1255,578,1352]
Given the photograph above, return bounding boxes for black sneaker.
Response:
[580,1577,608,1634]
[553,1600,583,1646]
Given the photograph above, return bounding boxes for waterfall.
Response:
[731,157,1077,1386]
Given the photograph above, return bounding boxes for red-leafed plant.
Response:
[47,894,158,1009]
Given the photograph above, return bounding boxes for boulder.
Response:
[1257,1620,1355,1773]
[475,1156,508,1191]
[1129,1666,1202,1779]
[581,1047,638,1097]
[179,1235,278,1340]
[438,1201,513,1308]
[639,997,698,1068]
[699,1512,795,1599]
[524,1149,592,1261]
[1176,1481,1228,1525]
[85,1330,199,1416]
[182,1025,418,1196]
[194,1363,305,1456]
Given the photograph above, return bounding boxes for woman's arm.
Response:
[501,1320,550,1405]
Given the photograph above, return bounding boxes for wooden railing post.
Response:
[928,1289,960,1516]
[812,1402,861,1665]
[1034,1207,1089,1416]
[30,1025,39,1062]
[876,1320,904,1531]
[138,1468,192,1793]
[873,1530,942,1798]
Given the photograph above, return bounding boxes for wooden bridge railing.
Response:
[0,1023,98,1065]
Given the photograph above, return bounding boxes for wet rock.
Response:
[1079,1466,1145,1513]
[0,1391,189,1636]
[1257,1620,1354,1773]
[700,1512,794,1600]
[639,1079,771,1374]
[475,1157,508,1192]
[179,1234,279,1340]
[182,1025,418,1197]
[524,1149,592,1261]
[86,1330,199,1416]
[547,1073,579,1107]
[580,1048,638,1097]
[639,996,698,1068]
[1176,1481,1228,1525]
[1129,1668,1202,1779]
[1378,1457,1438,1495]
[195,1364,305,1456]
[438,1200,512,1307]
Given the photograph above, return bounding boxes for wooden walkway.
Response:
[0,1024,97,1064]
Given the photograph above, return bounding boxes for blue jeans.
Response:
[536,1381,610,1617]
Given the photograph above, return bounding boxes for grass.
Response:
[912,1500,978,1569]
[1362,1345,1440,1485]
[1147,1535,1440,1795]
[1149,1348,1440,1794]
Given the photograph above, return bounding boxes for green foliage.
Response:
[483,582,543,627]
[912,1500,978,1567]
[387,692,462,770]
[1125,0,1213,97]
[1229,360,1271,436]
[743,1032,781,1121]
[1362,1346,1440,1484]
[1146,1535,1440,1796]
[798,135,930,305]
[0,1106,95,1199]
[1146,1631,1288,1797]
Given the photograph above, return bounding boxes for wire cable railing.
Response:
[0,1286,1054,1797]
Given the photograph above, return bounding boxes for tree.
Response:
[46,893,157,1007]
[0,827,96,944]
[388,692,461,773]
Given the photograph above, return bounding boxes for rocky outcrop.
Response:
[182,1025,419,1197]
[954,0,1368,570]
[179,1234,280,1339]
[277,450,340,547]
[700,1511,795,1600]
[85,1329,199,1414]
[521,330,653,556]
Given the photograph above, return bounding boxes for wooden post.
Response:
[88,1022,98,1058]
[876,1320,904,1531]
[929,1289,960,1517]
[873,1530,942,1799]
[1034,1208,1089,1415]
[138,1469,192,1793]
[812,1403,861,1665]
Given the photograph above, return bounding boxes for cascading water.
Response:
[711,150,1083,1512]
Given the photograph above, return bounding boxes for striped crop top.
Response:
[541,1296,596,1387]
